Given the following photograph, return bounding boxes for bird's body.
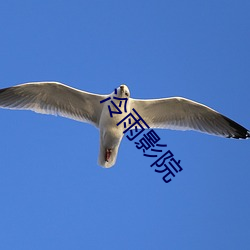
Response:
[98,91,132,167]
[0,82,249,168]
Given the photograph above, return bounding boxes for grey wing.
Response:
[131,97,250,139]
[0,82,107,127]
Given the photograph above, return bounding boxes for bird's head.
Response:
[116,84,130,98]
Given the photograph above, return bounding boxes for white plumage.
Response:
[0,82,249,167]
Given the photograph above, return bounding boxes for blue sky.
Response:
[0,1,249,249]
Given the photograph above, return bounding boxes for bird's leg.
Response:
[105,149,112,162]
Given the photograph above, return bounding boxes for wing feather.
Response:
[131,97,249,139]
[0,82,107,127]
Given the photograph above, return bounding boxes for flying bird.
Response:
[0,82,249,168]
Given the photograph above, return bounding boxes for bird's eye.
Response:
[125,92,129,96]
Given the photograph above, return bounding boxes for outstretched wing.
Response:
[131,97,249,139]
[0,82,107,127]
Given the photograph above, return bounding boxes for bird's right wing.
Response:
[0,82,107,127]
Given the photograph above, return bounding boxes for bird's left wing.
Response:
[131,97,249,139]
[0,82,107,127]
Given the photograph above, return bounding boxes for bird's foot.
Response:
[105,149,112,162]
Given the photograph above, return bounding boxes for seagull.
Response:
[0,82,249,168]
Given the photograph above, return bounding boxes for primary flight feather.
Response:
[0,82,249,167]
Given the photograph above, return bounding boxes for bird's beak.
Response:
[120,85,124,93]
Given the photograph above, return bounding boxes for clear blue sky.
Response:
[0,1,249,249]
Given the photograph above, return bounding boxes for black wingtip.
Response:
[247,131,250,138]
[0,88,8,94]
[222,115,250,139]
